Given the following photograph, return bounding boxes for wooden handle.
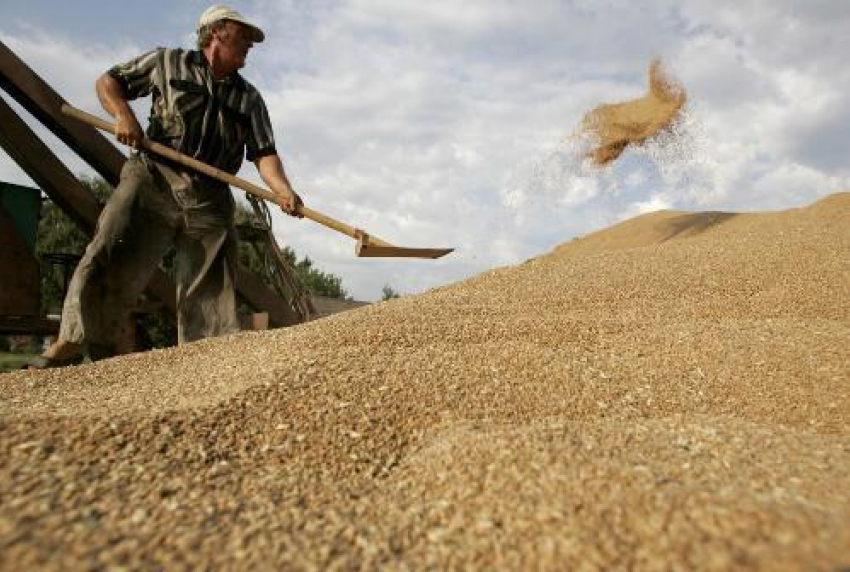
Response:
[60,104,391,246]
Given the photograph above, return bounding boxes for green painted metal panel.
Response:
[0,181,41,253]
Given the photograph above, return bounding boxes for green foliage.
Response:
[0,351,40,372]
[35,175,110,314]
[135,307,177,350]
[295,255,348,299]
[381,284,401,301]
[235,202,349,300]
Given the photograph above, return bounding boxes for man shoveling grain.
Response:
[28,5,303,368]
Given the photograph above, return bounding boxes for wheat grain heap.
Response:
[2,192,849,570]
[579,58,687,166]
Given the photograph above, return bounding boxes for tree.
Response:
[36,175,110,314]
[381,284,401,301]
[235,200,350,300]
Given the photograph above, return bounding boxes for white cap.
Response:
[198,5,265,43]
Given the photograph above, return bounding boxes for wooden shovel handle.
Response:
[61,104,391,246]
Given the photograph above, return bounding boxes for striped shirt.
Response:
[108,48,276,177]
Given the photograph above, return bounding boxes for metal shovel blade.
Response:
[355,240,454,259]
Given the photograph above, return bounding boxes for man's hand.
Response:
[276,187,304,217]
[96,73,144,149]
[255,153,303,218]
[115,112,145,149]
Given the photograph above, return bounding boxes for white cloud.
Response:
[1,27,143,112]
[632,195,673,216]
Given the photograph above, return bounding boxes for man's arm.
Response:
[254,153,303,217]
[95,73,144,148]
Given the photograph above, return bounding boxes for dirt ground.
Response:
[1,192,848,570]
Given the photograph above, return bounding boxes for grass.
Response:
[0,352,39,372]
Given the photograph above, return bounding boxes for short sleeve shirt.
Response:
[108,48,276,175]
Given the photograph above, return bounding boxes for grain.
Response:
[1,192,848,570]
[578,57,687,165]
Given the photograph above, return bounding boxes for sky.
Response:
[1,1,848,301]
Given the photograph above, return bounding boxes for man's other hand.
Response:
[115,112,144,149]
[277,187,304,217]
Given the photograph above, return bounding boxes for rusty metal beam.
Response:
[0,315,60,336]
[0,39,124,186]
[0,95,99,230]
[0,38,300,327]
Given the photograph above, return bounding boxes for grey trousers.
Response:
[59,154,240,352]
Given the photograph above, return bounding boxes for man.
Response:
[29,5,301,367]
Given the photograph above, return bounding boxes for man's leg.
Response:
[45,156,177,361]
[173,223,241,344]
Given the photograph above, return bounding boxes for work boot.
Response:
[25,340,85,369]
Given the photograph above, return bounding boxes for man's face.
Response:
[214,21,254,72]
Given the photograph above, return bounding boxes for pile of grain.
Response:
[1,193,848,570]
[579,58,687,165]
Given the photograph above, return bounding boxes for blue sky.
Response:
[2,1,849,301]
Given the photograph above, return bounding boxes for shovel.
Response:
[61,104,454,259]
